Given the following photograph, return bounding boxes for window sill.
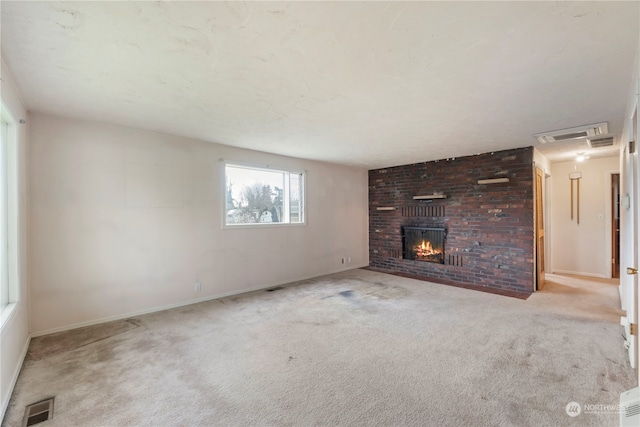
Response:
[1,301,18,330]
[222,222,307,230]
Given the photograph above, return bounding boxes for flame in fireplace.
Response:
[414,240,442,258]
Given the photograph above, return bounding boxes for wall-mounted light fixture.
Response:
[477,178,509,185]
[376,207,396,211]
[569,172,582,224]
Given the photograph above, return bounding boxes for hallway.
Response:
[530,273,626,324]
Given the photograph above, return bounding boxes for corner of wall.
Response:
[533,148,552,177]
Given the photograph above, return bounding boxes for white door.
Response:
[635,115,640,383]
[621,104,639,376]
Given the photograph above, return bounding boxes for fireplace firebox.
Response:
[402,227,446,264]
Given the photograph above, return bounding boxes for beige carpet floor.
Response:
[2,269,636,426]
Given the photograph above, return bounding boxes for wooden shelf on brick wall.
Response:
[412,194,447,200]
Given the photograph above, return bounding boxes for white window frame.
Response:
[222,160,306,228]
[0,118,8,311]
[0,103,19,327]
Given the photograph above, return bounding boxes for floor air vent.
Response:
[22,398,54,426]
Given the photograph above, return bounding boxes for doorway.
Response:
[536,167,545,290]
[612,173,620,278]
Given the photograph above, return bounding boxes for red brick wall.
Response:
[369,147,535,295]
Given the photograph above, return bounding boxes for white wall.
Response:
[0,60,30,420]
[29,112,369,334]
[550,156,619,278]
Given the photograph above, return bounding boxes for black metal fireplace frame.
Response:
[402,226,447,263]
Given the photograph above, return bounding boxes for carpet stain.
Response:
[339,290,355,298]
[362,285,410,300]
[134,338,159,352]
[95,346,116,363]
[58,360,81,376]
[126,318,143,327]
[28,319,141,361]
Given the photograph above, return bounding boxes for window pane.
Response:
[226,165,285,225]
[0,119,8,310]
[225,164,304,226]
[289,173,302,223]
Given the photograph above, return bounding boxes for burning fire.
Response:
[414,240,442,258]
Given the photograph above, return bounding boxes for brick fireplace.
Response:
[368,147,535,296]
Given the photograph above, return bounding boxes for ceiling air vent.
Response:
[534,122,608,144]
[588,136,615,148]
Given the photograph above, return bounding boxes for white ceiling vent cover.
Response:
[588,136,615,148]
[534,122,608,144]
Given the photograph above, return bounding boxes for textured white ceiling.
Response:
[1,1,638,168]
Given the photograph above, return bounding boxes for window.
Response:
[224,162,304,226]
[0,117,9,311]
[0,105,18,321]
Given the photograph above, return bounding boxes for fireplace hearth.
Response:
[402,227,446,264]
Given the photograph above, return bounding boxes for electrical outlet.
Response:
[194,282,201,292]
[347,257,352,263]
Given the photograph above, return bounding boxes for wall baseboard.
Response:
[550,269,608,279]
[31,264,368,338]
[1,333,30,422]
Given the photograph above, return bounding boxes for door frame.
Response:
[535,167,546,290]
[634,118,639,381]
[611,173,621,279]
[605,170,621,279]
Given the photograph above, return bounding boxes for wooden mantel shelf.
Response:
[412,195,447,200]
